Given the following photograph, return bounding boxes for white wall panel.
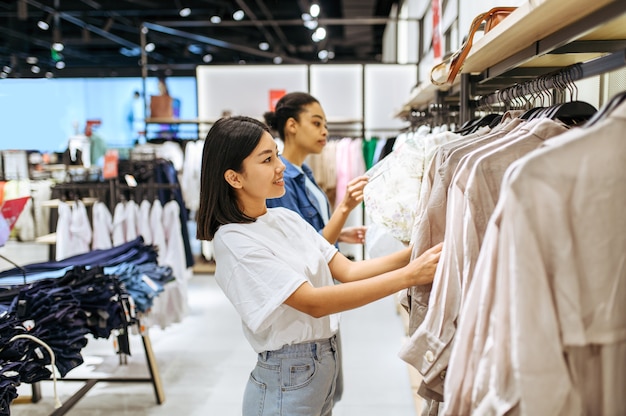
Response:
[196,65,308,121]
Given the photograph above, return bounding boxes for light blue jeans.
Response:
[243,335,338,416]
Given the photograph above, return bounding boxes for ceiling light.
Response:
[312,27,326,42]
[318,50,328,60]
[327,50,335,59]
[273,56,283,64]
[38,12,54,31]
[179,7,191,17]
[210,15,221,24]
[26,56,38,64]
[52,42,64,52]
[55,61,65,69]
[304,20,318,30]
[37,18,50,31]
[31,65,41,74]
[202,54,213,63]
[45,71,54,78]
[258,42,270,51]
[145,43,156,52]
[0,72,7,79]
[233,10,245,21]
[310,4,321,18]
[301,13,312,21]
[3,66,11,73]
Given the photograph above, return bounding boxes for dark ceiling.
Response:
[0,0,398,79]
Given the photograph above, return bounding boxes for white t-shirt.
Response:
[213,207,339,353]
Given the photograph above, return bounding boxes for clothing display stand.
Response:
[24,172,176,413]
[29,323,165,416]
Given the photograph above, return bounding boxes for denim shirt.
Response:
[266,156,330,236]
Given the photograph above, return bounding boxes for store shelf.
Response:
[462,0,626,82]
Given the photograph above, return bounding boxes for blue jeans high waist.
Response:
[243,335,338,416]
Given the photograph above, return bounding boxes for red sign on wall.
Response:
[432,0,442,61]
[269,89,286,111]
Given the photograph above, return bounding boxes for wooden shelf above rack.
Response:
[462,0,626,78]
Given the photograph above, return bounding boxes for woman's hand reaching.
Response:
[338,175,369,212]
[405,243,443,286]
[338,226,367,244]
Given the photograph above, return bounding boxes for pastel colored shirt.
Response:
[445,103,626,415]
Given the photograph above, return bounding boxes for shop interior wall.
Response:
[196,63,417,133]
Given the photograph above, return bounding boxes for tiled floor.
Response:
[1,240,420,415]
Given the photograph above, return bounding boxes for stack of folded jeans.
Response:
[0,264,134,415]
[0,237,165,313]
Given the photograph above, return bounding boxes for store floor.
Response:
[1,241,421,416]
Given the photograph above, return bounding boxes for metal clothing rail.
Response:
[477,48,626,107]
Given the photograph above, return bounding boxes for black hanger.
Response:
[583,90,626,128]
[519,106,544,120]
[454,113,500,135]
[546,101,597,125]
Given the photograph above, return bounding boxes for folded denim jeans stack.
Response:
[0,237,165,314]
[0,264,134,415]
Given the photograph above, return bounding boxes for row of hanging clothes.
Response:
[362,62,626,415]
[43,156,193,335]
[0,238,171,414]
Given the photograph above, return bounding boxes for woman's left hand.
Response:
[338,226,367,244]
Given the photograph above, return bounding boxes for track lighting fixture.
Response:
[310,3,320,18]
[233,10,245,21]
[175,0,191,17]
[37,13,53,31]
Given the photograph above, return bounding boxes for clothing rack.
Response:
[476,50,626,108]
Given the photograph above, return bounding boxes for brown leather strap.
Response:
[430,7,517,86]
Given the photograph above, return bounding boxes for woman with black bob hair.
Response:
[196,115,442,416]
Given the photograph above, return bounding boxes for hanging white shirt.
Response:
[55,201,72,261]
[138,199,153,245]
[68,199,92,258]
[124,199,140,242]
[92,201,113,250]
[111,202,127,246]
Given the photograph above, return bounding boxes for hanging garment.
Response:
[138,199,153,245]
[140,199,188,330]
[443,101,626,416]
[404,118,520,336]
[400,118,569,401]
[111,202,127,247]
[363,129,461,243]
[91,201,113,250]
[68,199,92,258]
[180,139,204,213]
[150,199,166,263]
[124,199,140,242]
[54,201,72,261]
